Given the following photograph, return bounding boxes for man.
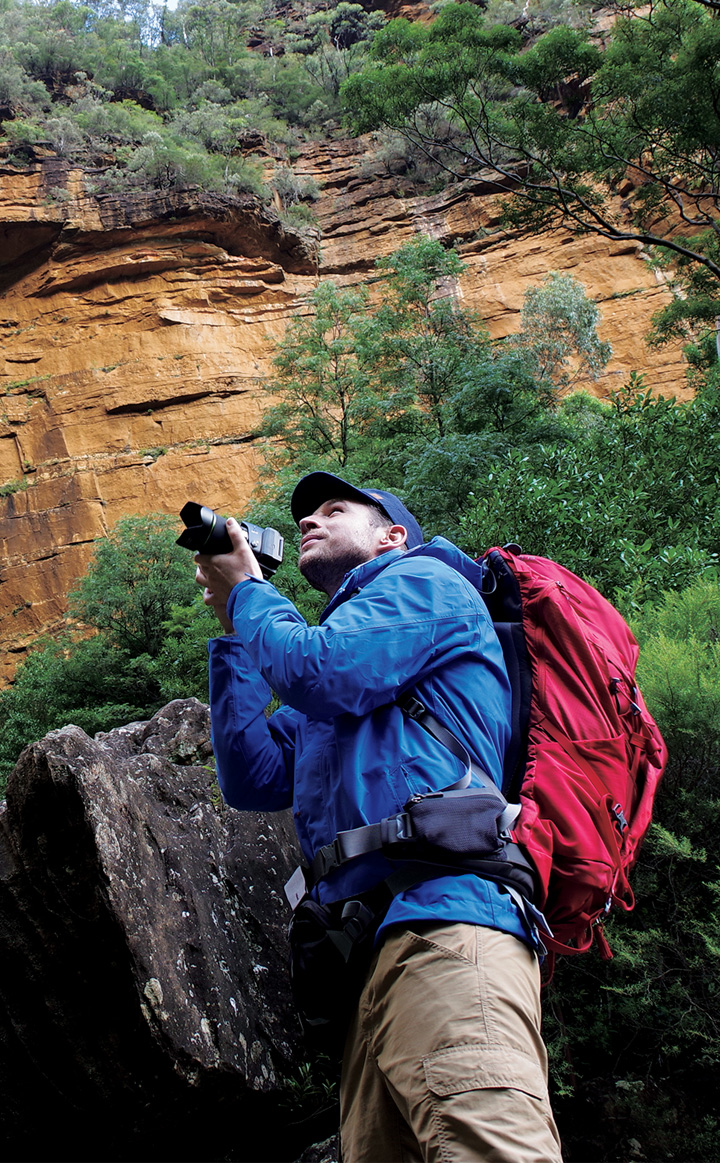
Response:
[195,471,561,1163]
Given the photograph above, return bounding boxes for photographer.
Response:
[195,472,561,1163]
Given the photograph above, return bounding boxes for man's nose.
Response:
[299,513,321,534]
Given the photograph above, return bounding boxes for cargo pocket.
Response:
[422,1045,556,1163]
[424,1044,548,1101]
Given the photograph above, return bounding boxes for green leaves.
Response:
[514,26,601,98]
[68,514,197,658]
[345,0,720,296]
[255,239,616,551]
[260,281,374,471]
[256,237,495,482]
[512,271,612,392]
[459,387,720,605]
[0,514,205,789]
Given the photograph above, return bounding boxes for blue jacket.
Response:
[209,537,528,944]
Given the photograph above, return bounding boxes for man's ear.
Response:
[380,523,408,551]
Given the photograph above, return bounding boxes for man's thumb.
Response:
[226,517,247,546]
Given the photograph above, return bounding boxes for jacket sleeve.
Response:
[226,560,500,720]
[208,635,299,811]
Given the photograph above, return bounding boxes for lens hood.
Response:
[176,502,233,554]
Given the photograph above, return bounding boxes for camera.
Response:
[177,501,284,579]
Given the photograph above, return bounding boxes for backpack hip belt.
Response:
[285,692,543,937]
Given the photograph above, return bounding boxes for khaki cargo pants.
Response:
[340,922,563,1163]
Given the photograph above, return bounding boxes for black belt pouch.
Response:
[288,893,387,1055]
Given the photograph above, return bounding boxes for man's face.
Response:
[298,497,392,597]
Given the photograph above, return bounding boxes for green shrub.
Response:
[0,513,203,793]
[0,633,155,791]
[68,513,197,658]
[0,50,48,111]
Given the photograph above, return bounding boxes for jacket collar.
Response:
[318,536,489,623]
[319,548,406,622]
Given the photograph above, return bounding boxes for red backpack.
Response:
[480,546,668,960]
[291,544,668,973]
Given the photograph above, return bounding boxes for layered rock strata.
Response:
[0,173,319,681]
[0,139,687,677]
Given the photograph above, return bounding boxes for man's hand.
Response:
[195,517,264,633]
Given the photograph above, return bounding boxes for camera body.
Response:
[177,502,284,579]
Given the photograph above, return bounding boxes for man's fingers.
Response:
[193,515,263,589]
[226,517,249,549]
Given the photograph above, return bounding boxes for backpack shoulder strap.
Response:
[397,692,520,833]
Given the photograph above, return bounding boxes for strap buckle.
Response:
[382,812,414,844]
[316,837,344,876]
[611,802,629,834]
[401,695,426,720]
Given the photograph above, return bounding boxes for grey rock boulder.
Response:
[0,699,332,1162]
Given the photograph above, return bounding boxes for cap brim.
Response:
[290,472,376,524]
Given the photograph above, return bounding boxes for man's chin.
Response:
[299,549,328,588]
[298,547,320,574]
[299,546,372,597]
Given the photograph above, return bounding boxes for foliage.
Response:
[287,2,385,99]
[343,0,720,317]
[256,237,615,544]
[0,0,383,196]
[367,237,483,438]
[510,271,611,394]
[0,48,48,110]
[0,476,29,496]
[151,594,220,704]
[0,513,203,792]
[68,513,197,657]
[260,281,375,474]
[0,631,156,789]
[459,379,720,606]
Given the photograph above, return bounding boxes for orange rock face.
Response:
[0,141,687,680]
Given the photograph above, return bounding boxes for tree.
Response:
[457,379,720,606]
[259,281,375,475]
[343,2,720,321]
[287,2,385,99]
[0,631,156,790]
[68,513,197,657]
[151,593,223,703]
[0,513,203,790]
[259,237,495,466]
[255,238,610,541]
[368,236,485,438]
[510,271,611,394]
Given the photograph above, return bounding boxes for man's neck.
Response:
[319,548,406,615]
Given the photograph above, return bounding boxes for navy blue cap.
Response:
[291,472,424,549]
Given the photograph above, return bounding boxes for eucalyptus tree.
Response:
[344,1,720,346]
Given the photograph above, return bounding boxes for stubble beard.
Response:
[299,545,373,596]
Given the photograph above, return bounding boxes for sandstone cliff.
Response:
[0,136,687,679]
